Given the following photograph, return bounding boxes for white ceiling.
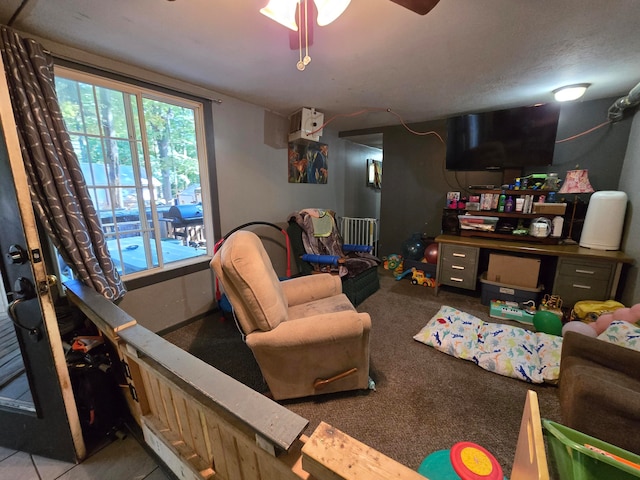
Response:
[2,0,640,137]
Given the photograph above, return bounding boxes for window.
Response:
[54,66,213,280]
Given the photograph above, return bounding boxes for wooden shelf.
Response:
[466,211,552,219]
[459,230,561,244]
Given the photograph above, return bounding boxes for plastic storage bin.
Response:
[479,272,543,306]
[542,419,640,480]
[458,215,498,232]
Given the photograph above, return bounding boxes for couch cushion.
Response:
[221,231,288,331]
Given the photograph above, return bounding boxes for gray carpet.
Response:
[163,268,562,474]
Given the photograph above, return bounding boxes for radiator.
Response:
[339,217,379,257]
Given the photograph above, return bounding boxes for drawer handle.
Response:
[450,277,464,282]
[575,269,595,275]
[452,265,465,270]
[452,253,466,258]
[572,284,592,289]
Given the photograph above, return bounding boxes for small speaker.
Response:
[442,209,462,235]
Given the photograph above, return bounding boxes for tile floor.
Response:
[0,433,172,480]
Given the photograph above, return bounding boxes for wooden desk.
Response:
[435,234,634,303]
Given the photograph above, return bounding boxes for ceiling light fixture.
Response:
[260,0,351,71]
[553,83,591,102]
[260,0,350,29]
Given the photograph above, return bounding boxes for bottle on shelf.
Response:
[498,191,507,213]
[505,196,514,212]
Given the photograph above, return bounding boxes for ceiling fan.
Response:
[261,0,441,70]
[389,0,441,15]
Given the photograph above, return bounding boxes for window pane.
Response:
[54,69,210,278]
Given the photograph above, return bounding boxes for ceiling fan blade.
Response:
[389,0,441,15]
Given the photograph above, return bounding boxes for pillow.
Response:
[413,305,482,361]
[597,320,640,352]
[534,332,563,383]
[474,322,543,383]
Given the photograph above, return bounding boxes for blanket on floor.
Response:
[413,305,563,384]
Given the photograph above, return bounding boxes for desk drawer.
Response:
[439,264,477,289]
[556,259,614,281]
[440,244,479,266]
[553,258,615,306]
[438,244,479,290]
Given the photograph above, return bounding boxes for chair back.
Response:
[211,231,288,334]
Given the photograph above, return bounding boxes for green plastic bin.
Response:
[542,419,640,480]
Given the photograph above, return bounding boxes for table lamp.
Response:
[558,169,594,243]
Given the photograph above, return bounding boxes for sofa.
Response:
[559,329,640,455]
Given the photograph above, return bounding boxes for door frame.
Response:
[0,53,85,462]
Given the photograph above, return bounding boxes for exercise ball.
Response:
[533,311,563,336]
[424,243,439,264]
[402,233,426,261]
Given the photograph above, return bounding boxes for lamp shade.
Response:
[314,0,351,26]
[558,169,595,194]
[260,0,300,31]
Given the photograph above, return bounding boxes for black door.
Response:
[0,115,83,461]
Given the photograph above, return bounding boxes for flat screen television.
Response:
[445,103,561,171]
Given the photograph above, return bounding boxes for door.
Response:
[0,64,84,462]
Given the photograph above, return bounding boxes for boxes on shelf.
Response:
[542,419,640,480]
[532,202,567,215]
[458,215,498,232]
[489,300,535,325]
[487,253,541,288]
[479,272,544,307]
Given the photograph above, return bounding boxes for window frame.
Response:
[53,62,220,287]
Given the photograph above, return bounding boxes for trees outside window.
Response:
[54,67,212,279]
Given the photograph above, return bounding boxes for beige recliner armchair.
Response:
[211,230,372,401]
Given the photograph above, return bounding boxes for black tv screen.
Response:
[445,103,561,171]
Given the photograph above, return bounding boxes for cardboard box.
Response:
[532,202,567,215]
[487,253,541,289]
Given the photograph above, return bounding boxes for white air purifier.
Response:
[579,191,628,250]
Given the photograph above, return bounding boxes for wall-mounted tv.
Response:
[445,103,561,171]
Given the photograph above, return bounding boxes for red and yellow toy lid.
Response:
[449,442,503,480]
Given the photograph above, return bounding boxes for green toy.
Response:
[533,310,563,336]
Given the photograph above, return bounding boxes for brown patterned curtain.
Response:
[0,26,126,302]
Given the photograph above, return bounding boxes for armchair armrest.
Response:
[561,331,640,381]
[280,274,342,306]
[246,310,371,349]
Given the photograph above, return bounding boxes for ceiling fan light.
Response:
[260,0,300,31]
[314,0,351,26]
[553,83,590,102]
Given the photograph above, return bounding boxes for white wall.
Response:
[619,109,640,305]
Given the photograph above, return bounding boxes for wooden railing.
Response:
[64,280,425,480]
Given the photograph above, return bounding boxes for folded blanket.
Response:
[414,305,563,384]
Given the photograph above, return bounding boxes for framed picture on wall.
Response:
[367,159,382,189]
[288,140,328,184]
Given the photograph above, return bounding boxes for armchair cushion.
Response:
[215,230,288,332]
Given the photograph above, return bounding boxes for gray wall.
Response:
[619,109,640,305]
[378,97,633,256]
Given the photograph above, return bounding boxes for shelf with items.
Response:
[454,187,567,244]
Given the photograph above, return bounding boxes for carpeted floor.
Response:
[162,268,562,474]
